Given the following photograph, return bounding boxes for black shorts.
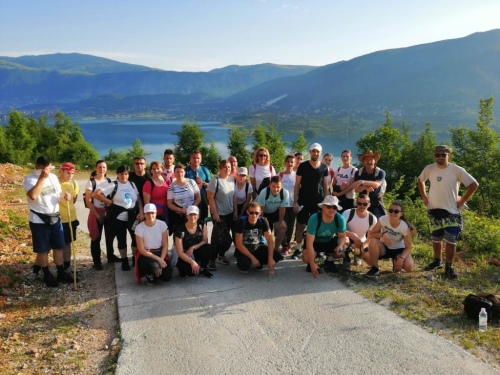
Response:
[62,220,79,243]
[379,245,405,260]
[312,239,337,255]
[297,204,319,225]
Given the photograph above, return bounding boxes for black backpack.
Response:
[463,293,500,321]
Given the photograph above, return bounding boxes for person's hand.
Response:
[185,246,194,258]
[456,197,466,208]
[158,259,167,268]
[366,187,375,193]
[39,166,51,180]
[381,233,392,246]
[334,242,347,254]
[213,213,220,222]
[268,258,275,273]
[293,202,300,214]
[191,261,200,275]
[196,176,203,185]
[63,191,71,201]
[155,265,162,277]
[137,212,144,221]
[233,212,238,221]
[310,263,320,279]
[96,214,104,224]
[181,207,188,214]
[331,191,340,197]
[422,196,428,207]
[393,257,404,272]
[251,256,260,268]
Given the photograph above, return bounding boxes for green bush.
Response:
[459,210,500,258]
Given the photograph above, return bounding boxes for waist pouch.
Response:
[429,208,450,220]
[30,210,60,225]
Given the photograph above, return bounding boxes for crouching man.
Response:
[234,202,283,274]
[304,196,348,278]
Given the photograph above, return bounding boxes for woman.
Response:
[207,160,235,266]
[85,160,119,269]
[93,165,143,271]
[143,161,170,222]
[233,167,253,219]
[249,147,276,199]
[365,201,415,278]
[174,206,214,278]
[167,164,201,234]
[135,204,172,285]
[278,155,296,255]
[331,149,357,212]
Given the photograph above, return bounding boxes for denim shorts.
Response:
[30,221,65,253]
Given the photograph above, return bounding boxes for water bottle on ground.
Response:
[479,308,488,332]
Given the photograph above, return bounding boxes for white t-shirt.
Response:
[334,166,357,199]
[342,209,377,243]
[24,171,62,224]
[378,215,409,249]
[162,166,175,182]
[249,164,276,191]
[85,178,110,209]
[279,171,296,207]
[135,220,168,250]
[167,179,199,208]
[234,181,253,205]
[100,181,139,221]
[419,163,477,215]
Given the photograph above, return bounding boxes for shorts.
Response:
[30,221,65,253]
[297,204,320,225]
[62,220,79,243]
[427,210,462,245]
[312,239,337,255]
[379,245,404,260]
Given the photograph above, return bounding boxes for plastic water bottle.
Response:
[298,205,304,212]
[479,308,488,332]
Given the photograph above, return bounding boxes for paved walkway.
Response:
[74,180,498,375]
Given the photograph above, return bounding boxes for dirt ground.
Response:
[0,163,119,374]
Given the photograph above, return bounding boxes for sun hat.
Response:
[61,162,78,171]
[308,143,322,152]
[143,203,157,213]
[186,206,200,215]
[358,150,381,163]
[433,145,452,153]
[317,195,342,211]
[237,167,248,176]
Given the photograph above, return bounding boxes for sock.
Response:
[42,266,51,277]
[33,265,42,274]
[64,261,70,269]
[435,258,443,263]
[296,244,302,251]
[56,264,65,275]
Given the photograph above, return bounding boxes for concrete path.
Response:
[74,179,498,375]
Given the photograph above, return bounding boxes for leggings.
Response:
[137,250,173,282]
[176,243,214,276]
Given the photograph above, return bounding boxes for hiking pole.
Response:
[67,203,77,290]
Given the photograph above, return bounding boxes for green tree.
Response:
[102,147,128,170]
[289,131,308,155]
[5,110,37,164]
[227,127,251,168]
[251,122,288,171]
[251,124,268,154]
[450,97,500,215]
[201,140,222,174]
[173,120,205,165]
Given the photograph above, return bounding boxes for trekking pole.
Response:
[67,203,77,290]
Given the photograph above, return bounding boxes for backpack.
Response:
[211,219,233,254]
[463,293,500,321]
[358,167,387,198]
[346,209,375,227]
[315,212,340,233]
[264,187,285,205]
[254,164,274,194]
[241,215,267,245]
[83,177,112,208]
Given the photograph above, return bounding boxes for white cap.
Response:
[317,195,342,211]
[237,167,248,176]
[309,143,322,152]
[186,206,200,215]
[144,203,157,213]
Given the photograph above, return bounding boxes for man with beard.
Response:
[185,150,212,221]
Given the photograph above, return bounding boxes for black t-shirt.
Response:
[234,216,270,252]
[128,171,152,204]
[174,221,205,252]
[296,161,329,205]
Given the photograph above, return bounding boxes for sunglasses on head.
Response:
[248,211,260,216]
[324,205,337,210]
[434,153,448,158]
[356,202,368,206]
[388,209,402,214]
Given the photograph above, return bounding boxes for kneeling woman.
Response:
[365,201,415,278]
[174,206,214,278]
[135,204,172,285]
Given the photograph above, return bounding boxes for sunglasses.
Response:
[324,205,337,210]
[248,211,260,216]
[135,163,145,165]
[356,202,368,206]
[388,209,402,214]
[434,153,448,158]
[258,154,268,158]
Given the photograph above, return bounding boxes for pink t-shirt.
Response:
[143,180,169,216]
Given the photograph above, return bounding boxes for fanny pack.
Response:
[30,210,61,225]
[429,208,450,220]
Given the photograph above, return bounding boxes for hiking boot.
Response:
[207,261,217,271]
[145,274,156,285]
[444,264,458,279]
[353,255,362,266]
[424,259,443,271]
[108,254,121,263]
[324,260,339,274]
[343,255,351,271]
[201,268,213,278]
[94,263,104,271]
[217,256,230,265]
[57,271,76,284]
[44,273,59,288]
[365,266,380,278]
[291,249,301,260]
[121,258,131,271]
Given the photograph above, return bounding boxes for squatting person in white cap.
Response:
[292,143,330,260]
[303,195,348,278]
[135,203,172,285]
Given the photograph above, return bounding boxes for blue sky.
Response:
[1,0,499,72]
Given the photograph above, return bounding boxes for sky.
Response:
[1,0,500,72]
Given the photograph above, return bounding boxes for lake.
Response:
[71,117,358,167]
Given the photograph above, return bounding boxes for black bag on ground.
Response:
[463,294,495,320]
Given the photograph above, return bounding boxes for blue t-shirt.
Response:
[255,187,289,214]
[185,166,211,198]
[306,212,346,243]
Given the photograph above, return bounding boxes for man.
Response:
[343,194,377,266]
[256,176,289,257]
[58,162,80,271]
[293,152,303,172]
[292,143,329,259]
[185,150,211,220]
[352,150,387,218]
[303,196,348,278]
[228,156,238,179]
[234,202,282,273]
[25,156,73,287]
[162,149,175,181]
[418,145,478,279]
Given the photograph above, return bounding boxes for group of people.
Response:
[25,141,478,287]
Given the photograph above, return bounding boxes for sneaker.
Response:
[108,254,121,263]
[94,263,104,271]
[424,259,443,271]
[240,269,249,274]
[121,258,131,271]
[281,243,291,255]
[444,265,458,279]
[343,255,351,271]
[207,261,217,271]
[217,256,230,265]
[291,249,301,260]
[43,273,59,287]
[365,266,380,278]
[353,255,362,266]
[201,268,213,278]
[318,253,326,259]
[255,265,264,271]
[324,260,339,274]
[145,274,156,285]
[57,272,76,284]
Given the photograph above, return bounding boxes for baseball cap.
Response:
[186,206,200,215]
[61,162,78,171]
[144,203,157,213]
[309,143,322,152]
